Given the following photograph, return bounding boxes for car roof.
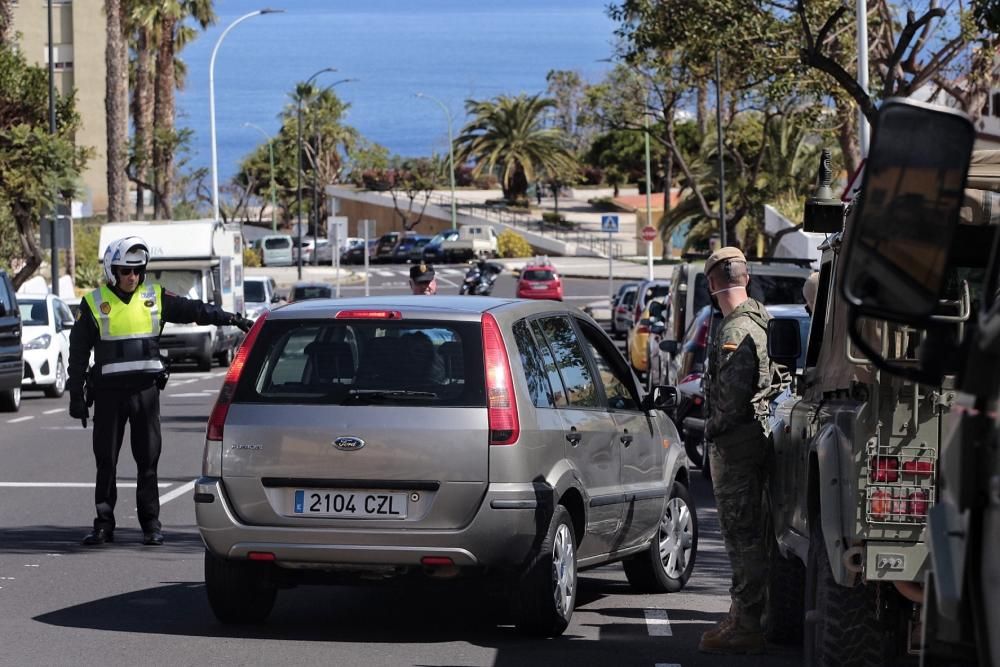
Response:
[266,295,584,323]
[521,264,557,271]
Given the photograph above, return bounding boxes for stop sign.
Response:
[641,225,657,242]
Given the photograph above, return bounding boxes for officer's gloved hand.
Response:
[69,392,89,428]
[230,314,254,333]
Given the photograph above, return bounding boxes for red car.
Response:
[516,263,563,300]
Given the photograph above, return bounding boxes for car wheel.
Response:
[44,357,66,398]
[702,442,714,483]
[684,431,705,469]
[763,534,806,645]
[0,386,20,412]
[623,481,698,593]
[513,504,577,637]
[204,550,277,624]
[216,346,234,368]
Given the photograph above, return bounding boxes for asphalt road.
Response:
[0,268,802,667]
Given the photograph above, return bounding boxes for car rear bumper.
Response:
[0,358,23,390]
[195,477,551,569]
[516,289,562,300]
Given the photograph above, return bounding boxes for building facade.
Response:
[11,0,108,214]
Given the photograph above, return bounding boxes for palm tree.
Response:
[454,94,577,202]
[0,0,14,46]
[128,0,156,219]
[105,0,128,221]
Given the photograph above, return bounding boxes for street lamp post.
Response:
[209,8,283,223]
[415,92,457,230]
[295,69,349,278]
[242,122,277,232]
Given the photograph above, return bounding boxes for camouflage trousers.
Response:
[710,433,768,629]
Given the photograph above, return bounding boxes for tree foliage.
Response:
[0,44,88,287]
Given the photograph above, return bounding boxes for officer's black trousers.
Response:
[91,384,161,533]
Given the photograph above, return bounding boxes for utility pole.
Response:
[715,51,727,248]
[47,0,58,296]
[644,111,654,280]
[856,0,871,158]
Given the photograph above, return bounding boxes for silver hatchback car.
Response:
[196,296,696,636]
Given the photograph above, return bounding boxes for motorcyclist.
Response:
[67,236,254,547]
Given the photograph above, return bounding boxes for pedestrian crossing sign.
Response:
[601,215,619,233]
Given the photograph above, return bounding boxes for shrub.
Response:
[473,173,499,189]
[587,196,618,212]
[454,164,476,187]
[542,211,566,224]
[580,166,604,185]
[497,229,532,258]
[243,246,262,268]
[73,222,103,290]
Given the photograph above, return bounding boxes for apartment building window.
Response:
[43,43,73,71]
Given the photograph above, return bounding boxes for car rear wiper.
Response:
[345,389,439,401]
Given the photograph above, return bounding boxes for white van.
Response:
[257,235,293,267]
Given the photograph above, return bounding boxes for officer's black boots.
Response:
[81,527,114,546]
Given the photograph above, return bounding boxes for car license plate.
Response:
[292,490,407,518]
[532,283,548,290]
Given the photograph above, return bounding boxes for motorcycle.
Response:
[459,261,502,296]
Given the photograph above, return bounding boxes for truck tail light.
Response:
[869,489,892,520]
[869,455,899,482]
[482,313,519,445]
[902,460,933,477]
[206,311,269,442]
[909,490,929,517]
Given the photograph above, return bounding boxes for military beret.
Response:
[704,246,747,277]
[409,263,435,282]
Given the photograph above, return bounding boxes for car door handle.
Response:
[620,432,634,446]
[566,429,581,445]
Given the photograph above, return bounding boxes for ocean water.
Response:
[176,0,617,182]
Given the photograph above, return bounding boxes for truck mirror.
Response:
[840,98,975,326]
[767,318,801,370]
[659,339,679,355]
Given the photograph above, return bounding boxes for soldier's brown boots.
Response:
[698,616,766,654]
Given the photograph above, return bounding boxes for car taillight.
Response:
[870,455,899,482]
[482,313,519,445]
[206,311,269,442]
[335,310,402,319]
[695,320,711,347]
[616,306,627,313]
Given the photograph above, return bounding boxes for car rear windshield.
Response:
[749,275,807,305]
[642,284,670,304]
[522,269,555,281]
[244,281,266,303]
[233,319,486,407]
[292,286,331,300]
[264,238,290,249]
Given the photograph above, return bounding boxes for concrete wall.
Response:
[327,187,456,239]
[12,0,108,214]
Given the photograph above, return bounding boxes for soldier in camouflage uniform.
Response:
[699,246,789,654]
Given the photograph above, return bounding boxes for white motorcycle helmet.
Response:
[103,236,150,287]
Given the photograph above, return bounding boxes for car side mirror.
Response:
[61,318,74,330]
[659,339,679,355]
[644,385,678,412]
[767,318,802,372]
[271,294,282,303]
[648,301,665,320]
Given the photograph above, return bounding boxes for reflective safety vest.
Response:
[83,283,164,378]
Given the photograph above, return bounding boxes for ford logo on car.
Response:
[333,436,365,451]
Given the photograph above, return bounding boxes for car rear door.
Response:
[0,274,21,389]
[221,316,489,530]
[575,317,666,549]
[531,315,623,559]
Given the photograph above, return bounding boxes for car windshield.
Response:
[234,319,486,407]
[19,299,48,326]
[245,281,266,303]
[522,269,555,281]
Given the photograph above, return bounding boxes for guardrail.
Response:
[426,192,625,258]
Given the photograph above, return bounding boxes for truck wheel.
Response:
[0,386,20,412]
[804,522,895,666]
[513,504,576,637]
[623,481,698,593]
[196,351,213,372]
[204,550,276,625]
[764,537,805,645]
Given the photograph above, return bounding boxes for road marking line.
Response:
[159,479,195,505]
[7,416,34,423]
[645,609,673,636]
[436,274,460,288]
[441,269,463,276]
[654,663,681,667]
[43,408,63,415]
[0,482,172,488]
[166,392,214,398]
[376,270,396,277]
[211,371,227,378]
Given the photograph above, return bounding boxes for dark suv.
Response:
[0,270,23,411]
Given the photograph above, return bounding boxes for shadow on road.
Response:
[0,525,205,555]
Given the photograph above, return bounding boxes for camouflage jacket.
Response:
[705,298,790,445]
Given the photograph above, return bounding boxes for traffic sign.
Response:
[601,215,620,233]
[641,225,657,242]
[841,159,866,202]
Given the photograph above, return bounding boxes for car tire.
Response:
[216,346,234,368]
[623,481,698,593]
[684,431,705,469]
[44,357,66,398]
[204,550,277,625]
[804,522,896,666]
[0,386,20,412]
[513,504,577,637]
[702,442,714,483]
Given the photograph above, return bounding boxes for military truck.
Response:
[762,98,994,666]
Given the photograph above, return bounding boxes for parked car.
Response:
[627,294,669,376]
[393,235,431,263]
[289,281,333,302]
[421,230,460,263]
[291,236,317,264]
[442,225,499,262]
[244,276,281,320]
[255,235,294,267]
[196,297,696,636]
[312,239,333,265]
[630,279,671,329]
[18,294,73,398]
[0,270,23,411]
[373,232,405,263]
[342,238,376,265]
[405,236,434,263]
[610,283,638,339]
[516,261,563,301]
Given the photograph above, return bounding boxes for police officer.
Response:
[67,236,253,547]
[698,246,788,654]
[409,263,437,295]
